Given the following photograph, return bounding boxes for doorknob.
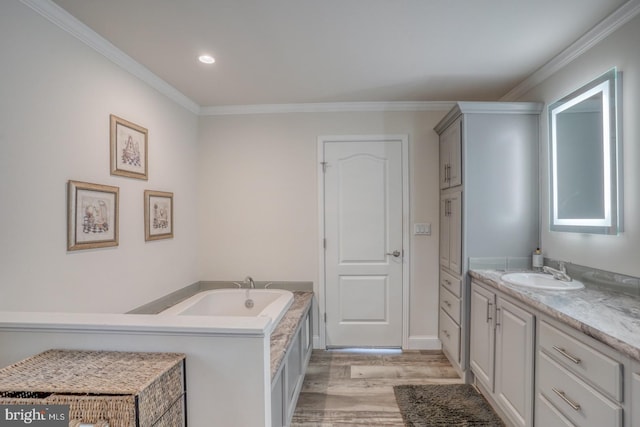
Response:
[386,250,401,257]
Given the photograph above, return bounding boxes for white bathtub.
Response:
[160,289,294,329]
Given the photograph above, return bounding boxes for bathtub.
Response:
[159,288,294,329]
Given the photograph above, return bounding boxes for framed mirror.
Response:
[549,68,622,234]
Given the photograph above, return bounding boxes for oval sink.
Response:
[502,272,585,290]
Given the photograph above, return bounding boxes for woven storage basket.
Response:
[0,350,186,427]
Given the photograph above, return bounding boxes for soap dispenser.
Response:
[532,248,543,271]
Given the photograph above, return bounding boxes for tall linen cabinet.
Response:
[435,102,542,381]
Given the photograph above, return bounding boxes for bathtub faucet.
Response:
[244,276,256,289]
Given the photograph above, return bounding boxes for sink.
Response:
[502,272,585,290]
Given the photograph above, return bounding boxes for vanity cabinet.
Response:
[435,102,541,379]
[470,280,534,427]
[271,309,312,427]
[633,366,640,427]
[536,318,623,427]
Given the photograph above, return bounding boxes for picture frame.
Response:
[110,114,148,180]
[144,190,174,241]
[68,180,119,251]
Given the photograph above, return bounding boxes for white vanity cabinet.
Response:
[469,280,534,427]
[271,309,312,427]
[536,318,623,427]
[633,365,640,427]
[435,102,541,380]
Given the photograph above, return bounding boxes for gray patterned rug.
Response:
[393,384,505,427]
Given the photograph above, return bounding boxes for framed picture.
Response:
[110,114,148,180]
[144,190,173,241]
[68,180,119,251]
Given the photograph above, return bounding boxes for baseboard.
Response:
[406,335,442,350]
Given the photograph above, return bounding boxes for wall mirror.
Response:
[549,68,622,234]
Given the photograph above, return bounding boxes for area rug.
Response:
[393,384,505,427]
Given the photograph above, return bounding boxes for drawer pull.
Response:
[552,346,582,364]
[552,388,581,411]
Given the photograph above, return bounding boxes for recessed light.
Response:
[198,55,215,64]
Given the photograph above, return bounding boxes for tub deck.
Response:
[270,291,313,381]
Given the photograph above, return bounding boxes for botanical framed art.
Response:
[144,190,173,241]
[68,180,119,251]
[110,114,148,180]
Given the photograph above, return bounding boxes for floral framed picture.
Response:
[68,180,119,251]
[110,114,148,180]
[144,190,173,241]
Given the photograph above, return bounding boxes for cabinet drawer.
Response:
[538,352,622,427]
[440,269,461,297]
[439,309,460,363]
[440,286,461,324]
[536,394,574,427]
[539,321,622,402]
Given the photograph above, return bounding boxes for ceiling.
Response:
[51,0,628,108]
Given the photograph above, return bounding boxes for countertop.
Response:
[470,270,640,362]
[270,291,313,381]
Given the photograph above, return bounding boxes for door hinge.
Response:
[321,161,328,173]
[323,238,326,249]
[324,313,327,323]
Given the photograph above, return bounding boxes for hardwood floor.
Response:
[291,349,463,426]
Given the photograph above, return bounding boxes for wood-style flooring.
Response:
[291,349,463,426]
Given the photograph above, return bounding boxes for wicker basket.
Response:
[0,350,186,427]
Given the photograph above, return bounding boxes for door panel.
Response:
[324,138,403,347]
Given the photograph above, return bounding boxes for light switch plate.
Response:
[414,223,431,235]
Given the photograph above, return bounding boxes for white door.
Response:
[322,136,405,347]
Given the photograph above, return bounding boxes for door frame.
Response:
[316,134,410,349]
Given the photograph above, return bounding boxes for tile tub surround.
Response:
[270,291,313,380]
[469,270,640,361]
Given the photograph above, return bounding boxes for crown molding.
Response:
[21,0,201,114]
[200,101,456,116]
[502,0,640,101]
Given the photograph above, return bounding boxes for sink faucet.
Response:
[244,276,256,289]
[543,262,572,281]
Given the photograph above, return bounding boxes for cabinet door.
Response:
[439,195,450,268]
[633,370,640,427]
[439,192,462,274]
[439,118,462,189]
[495,297,534,427]
[448,192,462,274]
[470,282,495,391]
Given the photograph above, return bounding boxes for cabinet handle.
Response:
[552,346,582,364]
[486,302,493,322]
[552,388,581,411]
[444,300,451,307]
[495,308,501,327]
[442,329,450,338]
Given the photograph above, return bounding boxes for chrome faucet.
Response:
[244,276,256,289]
[543,262,572,282]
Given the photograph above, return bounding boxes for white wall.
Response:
[0,0,199,312]
[517,13,640,277]
[197,110,445,346]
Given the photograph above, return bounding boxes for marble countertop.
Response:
[270,291,313,381]
[470,270,640,362]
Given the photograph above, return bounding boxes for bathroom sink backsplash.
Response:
[469,257,640,298]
